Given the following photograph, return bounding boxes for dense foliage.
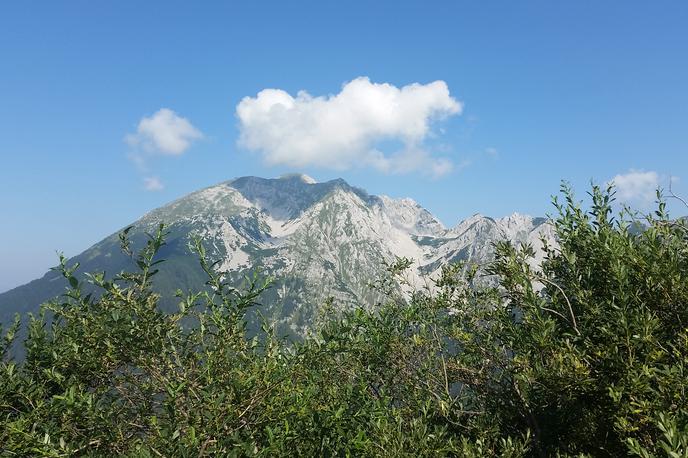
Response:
[1,185,686,457]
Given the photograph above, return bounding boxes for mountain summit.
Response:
[0,176,553,336]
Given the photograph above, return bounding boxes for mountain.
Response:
[0,175,554,337]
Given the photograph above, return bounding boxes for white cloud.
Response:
[609,170,659,205]
[126,108,203,155]
[143,176,164,192]
[236,77,462,177]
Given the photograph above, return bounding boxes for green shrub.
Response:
[0,184,685,457]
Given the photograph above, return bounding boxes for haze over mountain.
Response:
[0,175,553,336]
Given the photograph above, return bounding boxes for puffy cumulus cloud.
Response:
[609,170,660,205]
[236,77,462,177]
[126,108,203,155]
[143,176,164,191]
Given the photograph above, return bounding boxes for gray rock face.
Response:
[0,175,555,336]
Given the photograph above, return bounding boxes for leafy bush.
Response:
[438,184,688,457]
[1,184,686,456]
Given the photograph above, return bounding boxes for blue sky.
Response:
[1,1,687,292]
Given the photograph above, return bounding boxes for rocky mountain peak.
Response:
[0,175,555,338]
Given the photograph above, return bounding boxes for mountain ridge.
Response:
[0,175,554,336]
